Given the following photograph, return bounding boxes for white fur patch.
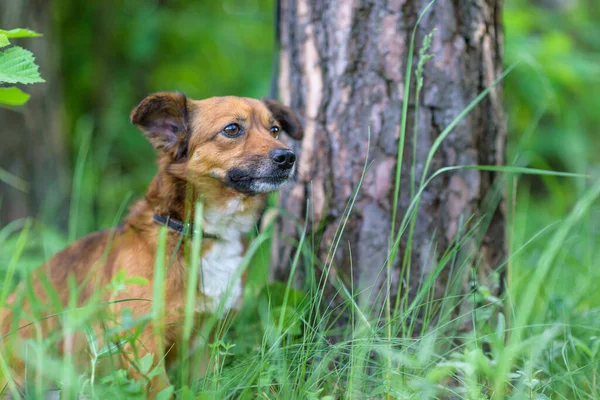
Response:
[249,164,297,194]
[197,200,255,313]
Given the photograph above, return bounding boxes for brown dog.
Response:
[0,92,302,397]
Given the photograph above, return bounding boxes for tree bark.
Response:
[0,0,69,227]
[272,0,505,312]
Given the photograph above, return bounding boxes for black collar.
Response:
[153,213,220,240]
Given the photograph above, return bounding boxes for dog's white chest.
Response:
[199,239,244,312]
[197,200,254,313]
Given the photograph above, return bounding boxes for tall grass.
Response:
[1,6,599,400]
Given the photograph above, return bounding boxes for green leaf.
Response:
[124,276,149,286]
[84,324,99,357]
[0,46,44,84]
[0,34,9,48]
[179,386,194,400]
[139,353,154,375]
[271,306,302,336]
[0,28,43,39]
[197,392,217,400]
[154,386,174,400]
[0,86,30,105]
[97,339,128,358]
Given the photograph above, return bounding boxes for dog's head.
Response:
[130,92,303,196]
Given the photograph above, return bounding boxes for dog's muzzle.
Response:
[226,148,296,195]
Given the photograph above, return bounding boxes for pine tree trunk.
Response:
[0,0,69,227]
[272,0,505,311]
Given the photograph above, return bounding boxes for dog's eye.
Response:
[270,126,280,137]
[223,123,242,137]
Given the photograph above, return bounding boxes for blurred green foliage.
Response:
[504,0,600,308]
[505,0,600,199]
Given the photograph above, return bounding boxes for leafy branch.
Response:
[0,28,44,106]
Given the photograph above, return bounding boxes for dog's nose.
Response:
[270,148,296,170]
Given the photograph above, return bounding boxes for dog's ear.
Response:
[130,92,191,159]
[261,98,304,140]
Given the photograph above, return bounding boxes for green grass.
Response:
[1,132,598,400]
[2,5,599,400]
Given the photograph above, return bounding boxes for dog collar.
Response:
[153,213,220,240]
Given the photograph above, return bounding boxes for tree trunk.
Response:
[272,0,505,313]
[0,0,69,227]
